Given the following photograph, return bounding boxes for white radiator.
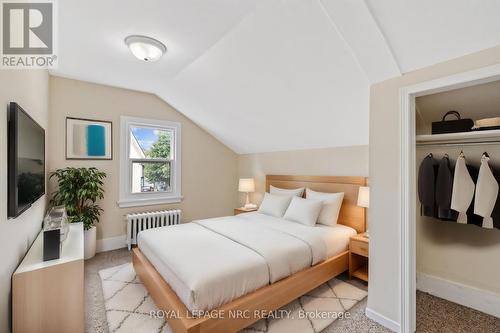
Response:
[126,209,181,250]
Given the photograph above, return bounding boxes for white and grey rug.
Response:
[99,263,367,333]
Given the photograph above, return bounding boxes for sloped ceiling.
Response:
[51,0,500,154]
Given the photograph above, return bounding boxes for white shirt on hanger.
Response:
[451,154,475,224]
[474,154,498,229]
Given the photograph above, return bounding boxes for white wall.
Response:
[0,70,49,333]
[369,45,500,328]
[237,145,368,205]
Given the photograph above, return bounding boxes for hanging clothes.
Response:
[474,154,499,229]
[450,153,475,224]
[464,165,483,227]
[491,168,500,230]
[418,154,438,217]
[435,155,458,221]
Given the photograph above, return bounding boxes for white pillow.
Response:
[270,185,304,197]
[258,193,293,217]
[283,197,323,226]
[305,189,344,226]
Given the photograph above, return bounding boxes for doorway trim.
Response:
[400,63,500,333]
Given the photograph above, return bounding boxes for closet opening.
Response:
[400,64,500,333]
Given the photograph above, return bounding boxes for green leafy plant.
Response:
[143,132,171,189]
[50,167,106,230]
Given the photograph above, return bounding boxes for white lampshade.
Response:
[238,178,255,193]
[357,186,370,208]
[125,35,166,62]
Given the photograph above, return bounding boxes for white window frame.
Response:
[118,116,182,208]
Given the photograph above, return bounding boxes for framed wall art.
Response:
[66,117,113,160]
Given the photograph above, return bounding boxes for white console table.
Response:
[12,222,84,333]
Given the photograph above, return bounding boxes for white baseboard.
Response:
[365,307,400,332]
[417,272,500,318]
[96,235,127,253]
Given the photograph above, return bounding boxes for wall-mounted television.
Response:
[8,102,46,218]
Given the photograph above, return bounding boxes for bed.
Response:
[132,175,367,333]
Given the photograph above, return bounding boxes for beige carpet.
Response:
[99,263,367,333]
[416,290,500,333]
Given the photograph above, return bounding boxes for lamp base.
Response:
[244,203,257,209]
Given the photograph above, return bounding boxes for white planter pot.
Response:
[84,226,97,260]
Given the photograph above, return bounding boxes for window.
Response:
[119,116,181,207]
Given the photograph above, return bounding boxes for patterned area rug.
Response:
[99,263,367,333]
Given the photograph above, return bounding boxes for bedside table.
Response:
[349,233,369,283]
[234,207,257,215]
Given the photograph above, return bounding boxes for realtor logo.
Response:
[1,0,57,68]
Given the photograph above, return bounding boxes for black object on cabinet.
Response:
[43,229,60,261]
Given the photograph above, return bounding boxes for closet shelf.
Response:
[416,129,500,147]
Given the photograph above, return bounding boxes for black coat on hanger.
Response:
[418,154,438,217]
[490,167,500,230]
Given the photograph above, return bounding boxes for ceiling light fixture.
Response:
[125,35,166,62]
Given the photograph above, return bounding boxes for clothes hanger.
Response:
[459,150,465,158]
[481,152,491,165]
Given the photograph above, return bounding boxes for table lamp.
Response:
[357,186,370,237]
[239,178,256,209]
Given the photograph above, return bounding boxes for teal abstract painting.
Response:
[66,117,112,159]
[87,125,106,156]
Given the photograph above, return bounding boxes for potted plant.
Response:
[50,167,106,259]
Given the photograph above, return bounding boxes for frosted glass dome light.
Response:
[125,35,166,62]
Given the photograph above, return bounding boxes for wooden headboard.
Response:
[266,175,367,233]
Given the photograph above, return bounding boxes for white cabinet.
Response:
[12,223,84,333]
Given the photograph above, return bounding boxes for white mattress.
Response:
[137,212,356,313]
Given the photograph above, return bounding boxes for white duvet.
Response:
[137,212,355,312]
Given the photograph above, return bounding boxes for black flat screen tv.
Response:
[8,102,45,218]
